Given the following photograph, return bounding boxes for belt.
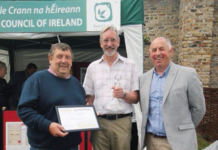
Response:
[147,132,167,139]
[98,113,131,120]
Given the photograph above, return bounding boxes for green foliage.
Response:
[143,33,150,43]
[197,133,212,150]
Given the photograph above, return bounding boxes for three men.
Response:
[139,37,206,150]
[17,43,86,150]
[83,25,139,150]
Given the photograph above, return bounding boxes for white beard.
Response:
[105,49,116,56]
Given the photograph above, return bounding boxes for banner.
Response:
[0,0,120,32]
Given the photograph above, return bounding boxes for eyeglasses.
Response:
[102,38,117,44]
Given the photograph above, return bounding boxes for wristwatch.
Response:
[123,92,126,98]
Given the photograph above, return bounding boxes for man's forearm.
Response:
[86,95,95,105]
[123,90,139,104]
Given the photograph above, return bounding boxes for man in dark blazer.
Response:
[139,37,206,150]
[8,63,37,110]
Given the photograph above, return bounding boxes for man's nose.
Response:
[61,57,67,62]
[107,40,113,46]
[155,49,161,55]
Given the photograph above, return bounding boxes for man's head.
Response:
[48,43,73,78]
[26,63,37,76]
[99,25,120,57]
[149,37,173,72]
[0,61,7,78]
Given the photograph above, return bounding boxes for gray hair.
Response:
[48,43,74,59]
[152,37,172,50]
[0,61,6,69]
[100,25,119,40]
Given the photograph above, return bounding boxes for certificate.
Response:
[56,105,100,132]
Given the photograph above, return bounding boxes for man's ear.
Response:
[99,39,102,48]
[148,50,151,57]
[48,55,52,65]
[169,47,173,55]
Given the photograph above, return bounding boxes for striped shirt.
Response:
[83,54,139,115]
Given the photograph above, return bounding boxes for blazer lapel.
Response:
[162,62,178,105]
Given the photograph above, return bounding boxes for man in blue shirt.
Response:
[139,37,205,150]
[17,43,86,150]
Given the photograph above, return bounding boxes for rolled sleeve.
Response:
[83,64,94,96]
[131,62,139,91]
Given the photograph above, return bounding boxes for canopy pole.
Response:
[57,34,61,43]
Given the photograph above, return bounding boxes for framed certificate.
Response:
[56,105,100,132]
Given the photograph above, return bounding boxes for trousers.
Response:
[30,146,78,150]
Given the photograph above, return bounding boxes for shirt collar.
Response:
[98,53,124,64]
[153,62,171,77]
[47,66,70,79]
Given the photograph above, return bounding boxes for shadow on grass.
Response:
[198,133,213,150]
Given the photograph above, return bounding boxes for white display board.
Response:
[6,122,30,150]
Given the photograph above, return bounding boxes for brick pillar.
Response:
[178,0,214,87]
[178,0,214,86]
[210,0,218,87]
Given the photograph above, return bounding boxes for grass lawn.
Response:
[197,133,212,150]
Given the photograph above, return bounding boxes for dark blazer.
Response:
[8,70,27,107]
[0,78,12,108]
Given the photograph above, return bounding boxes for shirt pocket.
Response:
[178,123,194,130]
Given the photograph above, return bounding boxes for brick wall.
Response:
[211,0,218,87]
[179,0,213,87]
[143,0,180,72]
[144,0,216,87]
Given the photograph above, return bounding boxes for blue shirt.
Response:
[147,63,171,136]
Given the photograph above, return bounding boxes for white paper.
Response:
[57,106,100,131]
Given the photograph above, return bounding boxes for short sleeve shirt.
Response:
[83,54,139,115]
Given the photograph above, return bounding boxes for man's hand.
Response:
[112,86,139,104]
[49,122,69,137]
[112,86,124,98]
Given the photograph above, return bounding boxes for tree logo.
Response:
[94,2,112,22]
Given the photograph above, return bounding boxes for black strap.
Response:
[98,113,131,120]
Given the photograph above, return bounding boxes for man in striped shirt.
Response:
[83,25,139,150]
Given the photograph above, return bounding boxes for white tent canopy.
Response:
[0,24,143,74]
[0,0,144,149]
[0,23,143,150]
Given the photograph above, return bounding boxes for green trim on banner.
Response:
[121,0,144,25]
